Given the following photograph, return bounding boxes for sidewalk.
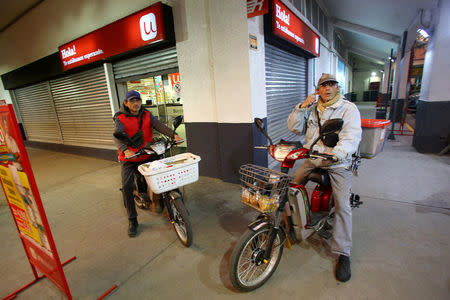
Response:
[1,135,449,299]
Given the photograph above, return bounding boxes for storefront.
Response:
[112,48,186,149]
[262,0,320,168]
[5,2,185,151]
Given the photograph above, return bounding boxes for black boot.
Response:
[128,218,139,237]
[336,255,351,282]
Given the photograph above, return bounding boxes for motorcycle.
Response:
[114,116,200,247]
[229,117,362,291]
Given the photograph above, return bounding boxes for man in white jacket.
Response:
[287,73,361,282]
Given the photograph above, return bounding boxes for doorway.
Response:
[117,72,186,152]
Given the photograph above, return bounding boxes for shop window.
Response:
[305,0,312,22]
[125,72,186,152]
[293,0,304,15]
[311,1,318,29]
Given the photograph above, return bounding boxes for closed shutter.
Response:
[49,67,114,149]
[13,82,63,143]
[113,47,178,80]
[265,43,308,169]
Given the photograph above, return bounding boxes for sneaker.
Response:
[128,218,139,237]
[336,255,351,282]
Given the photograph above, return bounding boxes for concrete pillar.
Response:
[176,0,253,181]
[413,0,450,152]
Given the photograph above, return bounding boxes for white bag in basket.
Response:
[138,153,201,194]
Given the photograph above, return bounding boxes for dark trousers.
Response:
[121,158,152,220]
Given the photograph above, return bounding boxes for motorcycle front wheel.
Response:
[168,192,193,247]
[230,227,284,291]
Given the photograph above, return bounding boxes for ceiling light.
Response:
[371,72,377,76]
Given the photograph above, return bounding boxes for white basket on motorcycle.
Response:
[138,153,201,194]
[239,164,292,213]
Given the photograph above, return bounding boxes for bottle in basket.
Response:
[270,193,280,211]
[259,195,273,212]
[252,191,261,207]
[241,187,250,203]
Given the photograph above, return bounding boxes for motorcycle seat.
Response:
[307,168,331,186]
[279,139,303,149]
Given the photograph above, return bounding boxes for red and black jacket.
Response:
[113,106,176,162]
[114,107,153,162]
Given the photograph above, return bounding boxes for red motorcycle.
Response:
[229,118,362,291]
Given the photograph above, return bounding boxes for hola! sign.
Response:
[247,0,269,18]
[59,2,167,71]
[272,0,320,57]
[0,105,72,298]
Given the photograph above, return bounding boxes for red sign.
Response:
[272,0,320,57]
[0,105,72,298]
[247,0,269,18]
[170,72,181,86]
[59,2,167,71]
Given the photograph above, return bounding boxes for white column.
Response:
[103,63,119,115]
[420,1,450,102]
[248,15,267,119]
[176,0,252,124]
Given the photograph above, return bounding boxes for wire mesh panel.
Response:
[239,164,292,213]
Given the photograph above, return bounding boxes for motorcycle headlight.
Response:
[273,145,295,162]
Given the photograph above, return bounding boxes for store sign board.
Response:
[0,105,72,298]
[59,2,166,71]
[247,0,269,18]
[272,0,320,57]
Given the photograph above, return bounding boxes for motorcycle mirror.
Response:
[254,118,273,145]
[255,118,264,130]
[173,115,183,130]
[320,118,343,136]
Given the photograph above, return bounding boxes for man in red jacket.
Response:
[113,90,182,237]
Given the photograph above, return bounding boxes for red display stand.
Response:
[0,104,74,299]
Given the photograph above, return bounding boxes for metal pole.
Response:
[384,48,393,114]
[388,31,408,140]
[386,48,393,101]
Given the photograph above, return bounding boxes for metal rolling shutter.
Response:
[49,67,114,149]
[265,43,308,169]
[13,82,63,143]
[113,47,178,80]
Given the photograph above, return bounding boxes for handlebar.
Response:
[254,144,337,162]
[308,151,338,162]
[125,138,183,159]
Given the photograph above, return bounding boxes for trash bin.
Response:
[360,119,391,158]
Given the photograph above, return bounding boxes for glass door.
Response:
[124,72,186,152]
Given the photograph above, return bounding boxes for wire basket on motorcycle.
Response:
[239,164,292,213]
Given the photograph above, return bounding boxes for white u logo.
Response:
[140,13,157,41]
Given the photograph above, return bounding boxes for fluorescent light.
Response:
[371,72,377,76]
[417,28,430,38]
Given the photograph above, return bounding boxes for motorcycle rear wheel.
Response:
[230,227,284,291]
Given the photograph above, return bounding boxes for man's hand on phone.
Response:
[300,92,318,108]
